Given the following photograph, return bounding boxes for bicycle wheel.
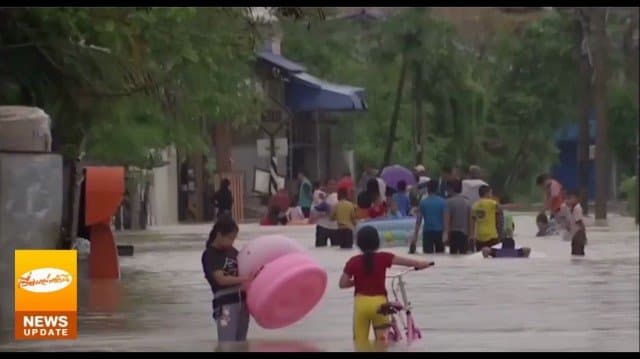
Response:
[388,317,402,342]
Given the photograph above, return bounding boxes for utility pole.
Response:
[589,7,612,224]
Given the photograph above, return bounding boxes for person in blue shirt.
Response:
[297,171,313,218]
[387,200,404,219]
[391,180,411,217]
[409,180,449,254]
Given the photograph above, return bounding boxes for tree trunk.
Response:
[128,169,141,230]
[577,92,591,216]
[381,52,408,171]
[140,173,150,229]
[214,121,233,173]
[67,136,87,246]
[590,8,611,223]
[413,63,424,166]
[624,11,639,223]
[192,154,204,222]
[576,14,592,215]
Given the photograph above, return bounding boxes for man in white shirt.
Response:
[556,190,587,256]
[314,180,339,247]
[312,181,327,207]
[461,165,488,206]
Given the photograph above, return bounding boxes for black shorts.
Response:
[422,230,444,254]
[571,230,587,256]
[315,226,339,247]
[335,228,354,249]
[449,231,469,255]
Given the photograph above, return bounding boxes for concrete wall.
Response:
[0,153,63,338]
[229,144,287,196]
[149,147,179,226]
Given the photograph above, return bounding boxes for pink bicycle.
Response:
[378,265,432,344]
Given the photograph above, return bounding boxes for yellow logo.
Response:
[14,250,77,340]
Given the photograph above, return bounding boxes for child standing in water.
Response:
[556,190,588,256]
[339,226,433,345]
[201,214,252,342]
[535,213,555,237]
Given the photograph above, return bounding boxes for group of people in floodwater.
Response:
[210,163,587,258]
[204,163,589,346]
[253,163,586,258]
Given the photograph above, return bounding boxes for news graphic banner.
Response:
[14,250,77,340]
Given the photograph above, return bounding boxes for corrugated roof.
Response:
[256,51,306,73]
[286,72,367,112]
[292,72,364,94]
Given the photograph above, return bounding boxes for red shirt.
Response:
[338,176,354,200]
[343,252,395,296]
[270,190,290,212]
[368,201,387,219]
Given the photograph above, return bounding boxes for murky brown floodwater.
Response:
[1,215,638,352]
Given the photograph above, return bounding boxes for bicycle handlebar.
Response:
[387,262,434,278]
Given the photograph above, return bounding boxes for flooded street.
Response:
[1,214,638,352]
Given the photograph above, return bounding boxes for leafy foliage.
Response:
[607,81,639,176]
[0,7,322,168]
[282,9,583,195]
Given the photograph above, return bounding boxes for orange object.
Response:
[85,166,124,280]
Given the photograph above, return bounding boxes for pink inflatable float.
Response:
[237,234,305,277]
[247,252,327,329]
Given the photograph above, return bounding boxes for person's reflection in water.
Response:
[248,340,323,352]
[214,341,250,352]
[214,340,322,352]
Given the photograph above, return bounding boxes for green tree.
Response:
[282,8,582,198]
[1,7,323,233]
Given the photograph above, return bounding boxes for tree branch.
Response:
[0,42,37,50]
[35,45,67,74]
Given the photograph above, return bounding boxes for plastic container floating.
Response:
[247,252,327,329]
[355,218,416,248]
[379,229,411,247]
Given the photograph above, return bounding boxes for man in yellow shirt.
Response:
[331,188,357,249]
[470,185,501,251]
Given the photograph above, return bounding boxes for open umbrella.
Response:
[380,165,416,190]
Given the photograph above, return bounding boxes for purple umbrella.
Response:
[380,165,416,191]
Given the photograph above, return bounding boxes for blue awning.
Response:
[256,51,306,73]
[285,72,367,112]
